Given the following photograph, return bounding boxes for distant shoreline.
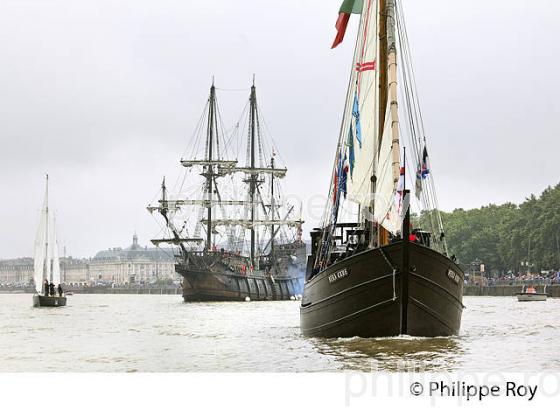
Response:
[0,286,181,295]
[1,285,559,297]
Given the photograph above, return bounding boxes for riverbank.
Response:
[2,285,559,297]
[0,286,181,295]
[464,284,560,297]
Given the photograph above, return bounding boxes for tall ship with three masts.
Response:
[149,80,306,302]
[300,0,464,337]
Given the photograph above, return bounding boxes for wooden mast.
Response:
[249,80,257,267]
[270,153,275,260]
[386,0,401,187]
[376,0,401,246]
[206,83,216,252]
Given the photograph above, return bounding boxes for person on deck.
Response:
[43,279,49,296]
[57,283,63,297]
[49,282,55,297]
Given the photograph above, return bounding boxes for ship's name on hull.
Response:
[447,269,460,285]
[328,268,349,284]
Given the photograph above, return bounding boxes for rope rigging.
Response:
[313,0,450,269]
[148,83,300,261]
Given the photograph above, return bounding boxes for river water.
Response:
[0,294,558,372]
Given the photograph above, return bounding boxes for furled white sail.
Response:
[345,0,380,206]
[373,108,400,233]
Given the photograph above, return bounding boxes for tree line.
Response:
[419,183,560,275]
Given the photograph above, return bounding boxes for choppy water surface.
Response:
[0,295,558,372]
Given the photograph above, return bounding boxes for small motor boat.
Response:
[516,286,547,302]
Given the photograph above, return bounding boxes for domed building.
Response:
[90,234,176,285]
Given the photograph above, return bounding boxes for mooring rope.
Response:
[379,248,397,301]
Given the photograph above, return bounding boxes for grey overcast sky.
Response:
[1,0,559,258]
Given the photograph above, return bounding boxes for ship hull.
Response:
[177,267,304,302]
[300,242,464,338]
[516,293,547,302]
[33,294,67,307]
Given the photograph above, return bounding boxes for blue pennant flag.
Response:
[347,126,355,179]
[352,91,362,149]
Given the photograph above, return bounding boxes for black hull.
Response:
[300,242,464,337]
[33,295,67,307]
[178,268,304,302]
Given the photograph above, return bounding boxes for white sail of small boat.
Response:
[51,215,61,286]
[32,175,67,307]
[33,176,49,294]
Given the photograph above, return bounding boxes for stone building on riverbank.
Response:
[0,234,177,286]
[89,234,176,285]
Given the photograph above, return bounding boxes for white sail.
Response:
[33,208,47,293]
[51,216,61,285]
[345,0,380,206]
[373,108,400,233]
[33,177,49,293]
[45,217,51,284]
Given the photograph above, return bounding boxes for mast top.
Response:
[44,173,49,211]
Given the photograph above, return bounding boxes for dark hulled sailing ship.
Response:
[300,0,464,337]
[149,80,306,302]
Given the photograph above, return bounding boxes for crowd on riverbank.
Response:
[467,270,560,286]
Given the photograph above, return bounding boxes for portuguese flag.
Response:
[331,0,364,49]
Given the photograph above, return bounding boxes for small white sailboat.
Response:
[33,175,67,307]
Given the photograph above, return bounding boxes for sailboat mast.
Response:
[249,82,257,266]
[63,245,66,283]
[386,0,401,186]
[43,174,49,283]
[206,84,216,252]
[270,154,275,258]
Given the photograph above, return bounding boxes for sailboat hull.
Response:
[178,268,303,302]
[300,242,464,337]
[32,295,67,308]
[176,243,306,302]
